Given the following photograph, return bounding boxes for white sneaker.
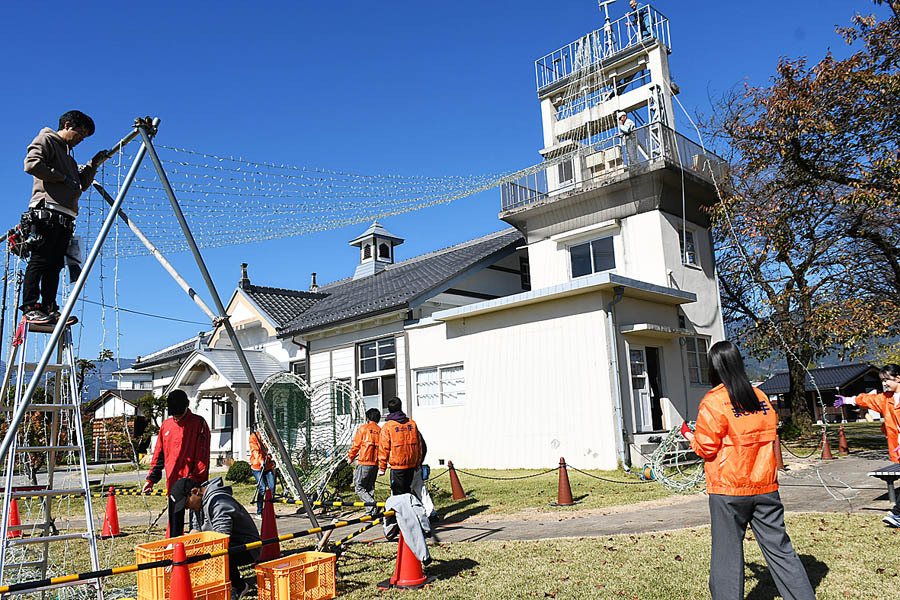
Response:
[882,513,900,528]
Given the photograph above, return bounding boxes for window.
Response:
[685,337,710,385]
[415,364,465,407]
[519,256,531,291]
[363,243,372,259]
[558,159,574,185]
[359,375,396,412]
[678,229,698,266]
[570,236,615,278]
[379,243,390,259]
[334,378,352,416]
[291,358,307,381]
[212,398,233,430]
[358,337,396,374]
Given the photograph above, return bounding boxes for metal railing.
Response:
[500,124,726,212]
[535,5,670,92]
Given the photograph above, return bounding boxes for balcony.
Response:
[535,5,671,93]
[500,124,727,212]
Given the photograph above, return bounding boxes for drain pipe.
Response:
[606,286,629,471]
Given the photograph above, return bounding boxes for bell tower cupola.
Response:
[349,220,404,279]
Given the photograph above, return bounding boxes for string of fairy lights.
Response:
[77,143,562,258]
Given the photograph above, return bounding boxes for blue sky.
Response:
[0,1,885,364]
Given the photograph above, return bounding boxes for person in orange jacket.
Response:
[378,397,424,496]
[682,341,814,600]
[249,430,276,516]
[348,408,381,516]
[142,389,211,537]
[835,363,900,527]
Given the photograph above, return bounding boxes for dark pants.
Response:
[708,491,815,600]
[229,549,255,588]
[167,497,185,537]
[21,219,71,311]
[390,468,415,496]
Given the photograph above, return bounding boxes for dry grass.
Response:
[41,513,900,600]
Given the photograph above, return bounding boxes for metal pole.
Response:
[0,125,149,469]
[135,125,321,531]
[94,126,143,169]
[92,183,218,322]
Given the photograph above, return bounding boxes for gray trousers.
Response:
[353,464,379,516]
[708,491,815,600]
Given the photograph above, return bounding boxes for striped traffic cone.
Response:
[100,487,123,538]
[169,542,194,600]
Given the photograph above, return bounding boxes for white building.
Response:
[127,4,726,470]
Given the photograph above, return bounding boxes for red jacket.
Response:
[146,409,211,491]
[855,392,900,463]
[348,422,381,466]
[690,384,779,496]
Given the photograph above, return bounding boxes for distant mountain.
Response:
[80,358,136,402]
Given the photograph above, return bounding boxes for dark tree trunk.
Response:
[786,354,814,433]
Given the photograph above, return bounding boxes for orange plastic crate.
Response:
[135,531,230,600]
[255,552,336,600]
[194,580,231,600]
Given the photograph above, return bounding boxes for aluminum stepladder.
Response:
[0,319,103,599]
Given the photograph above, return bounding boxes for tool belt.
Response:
[25,207,76,232]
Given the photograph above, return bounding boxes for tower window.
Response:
[558,159,574,185]
[363,244,372,259]
[570,236,615,278]
[379,243,391,259]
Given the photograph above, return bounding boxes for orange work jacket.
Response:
[249,431,275,472]
[690,384,779,496]
[378,418,421,471]
[348,422,381,466]
[855,392,900,463]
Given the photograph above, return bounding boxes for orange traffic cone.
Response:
[259,488,280,561]
[447,461,467,501]
[554,457,575,506]
[7,498,21,538]
[821,431,835,460]
[100,487,123,538]
[774,434,785,471]
[376,532,434,590]
[169,542,194,600]
[838,426,850,454]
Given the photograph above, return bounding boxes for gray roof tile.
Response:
[243,285,327,328]
[758,363,876,395]
[279,228,523,336]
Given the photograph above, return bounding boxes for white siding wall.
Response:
[395,336,407,410]
[408,291,617,470]
[310,352,331,383]
[94,397,136,420]
[332,348,354,380]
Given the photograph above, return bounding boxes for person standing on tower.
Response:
[21,110,107,324]
[143,389,211,536]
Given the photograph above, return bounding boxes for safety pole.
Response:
[135,124,321,533]
[0,120,151,469]
[92,183,218,322]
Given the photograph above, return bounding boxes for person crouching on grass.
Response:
[171,477,259,600]
[682,341,815,600]
[834,363,900,527]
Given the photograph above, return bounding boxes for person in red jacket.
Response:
[142,389,211,537]
[683,341,814,600]
[348,408,381,516]
[834,363,900,527]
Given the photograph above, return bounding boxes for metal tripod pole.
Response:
[0,122,150,470]
[136,125,321,531]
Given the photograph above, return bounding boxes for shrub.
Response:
[778,420,803,441]
[226,460,253,484]
[328,462,354,493]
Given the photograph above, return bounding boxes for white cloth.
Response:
[384,494,431,563]
[411,466,436,518]
[619,117,636,135]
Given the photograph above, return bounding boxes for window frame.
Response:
[684,337,710,385]
[211,397,234,431]
[569,235,616,279]
[678,228,699,267]
[414,363,466,407]
[357,336,397,376]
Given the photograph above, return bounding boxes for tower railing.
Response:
[534,5,670,93]
[500,124,726,212]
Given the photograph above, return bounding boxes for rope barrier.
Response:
[779,438,822,460]
[0,510,395,595]
[451,467,558,481]
[566,465,651,485]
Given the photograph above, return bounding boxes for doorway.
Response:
[629,345,665,432]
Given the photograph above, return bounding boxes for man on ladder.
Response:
[19,110,107,324]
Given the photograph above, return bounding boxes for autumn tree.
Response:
[706,2,900,429]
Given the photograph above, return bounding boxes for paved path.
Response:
[50,453,894,546]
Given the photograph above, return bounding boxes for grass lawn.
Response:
[34,513,900,600]
[781,420,891,456]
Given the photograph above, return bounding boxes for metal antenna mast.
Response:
[598,0,617,57]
